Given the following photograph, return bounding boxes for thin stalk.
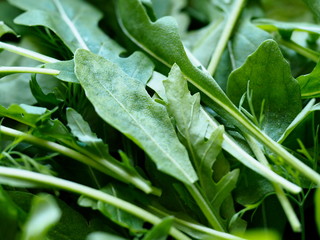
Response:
[278,38,320,62]
[148,205,246,240]
[207,0,246,75]
[52,0,89,50]
[201,108,302,194]
[245,134,301,232]
[0,167,191,240]
[185,184,225,232]
[0,67,60,76]
[0,41,58,63]
[0,125,153,194]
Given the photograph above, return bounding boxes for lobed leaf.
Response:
[227,39,302,140]
[74,49,197,185]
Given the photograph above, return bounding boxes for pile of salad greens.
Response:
[0,0,320,239]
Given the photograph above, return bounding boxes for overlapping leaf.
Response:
[227,40,302,140]
[74,49,197,185]
[164,64,243,231]
[10,0,155,83]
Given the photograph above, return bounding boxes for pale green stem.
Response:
[52,0,89,50]
[207,0,246,75]
[0,67,60,75]
[200,108,302,194]
[148,205,246,240]
[278,39,320,62]
[185,184,225,232]
[0,41,58,63]
[0,167,191,240]
[245,134,302,232]
[0,125,153,194]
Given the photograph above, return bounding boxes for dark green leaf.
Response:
[74,49,197,185]
[142,216,173,240]
[297,61,320,98]
[227,40,302,140]
[0,187,23,240]
[79,183,145,233]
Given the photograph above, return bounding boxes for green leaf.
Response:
[0,103,48,127]
[303,0,320,20]
[163,64,243,231]
[227,40,302,141]
[66,107,110,158]
[20,194,62,240]
[9,0,122,54]
[254,18,320,36]
[87,232,128,240]
[66,107,154,192]
[74,49,197,185]
[78,183,145,233]
[297,61,320,99]
[0,187,23,240]
[142,216,173,240]
[29,75,62,106]
[11,0,155,84]
[0,21,16,38]
[278,99,320,143]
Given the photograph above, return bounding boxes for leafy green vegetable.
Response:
[0,0,320,239]
[227,39,302,141]
[297,61,320,98]
[74,49,197,185]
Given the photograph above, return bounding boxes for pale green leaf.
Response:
[20,194,62,240]
[74,49,197,185]
[87,232,128,240]
[227,40,302,140]
[0,21,16,38]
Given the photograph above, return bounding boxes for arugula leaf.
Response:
[0,21,15,38]
[164,64,245,231]
[20,194,61,240]
[303,0,320,20]
[0,103,48,127]
[87,232,128,240]
[0,186,23,240]
[74,49,197,185]
[79,183,145,233]
[11,0,155,84]
[142,216,173,240]
[297,61,320,99]
[115,0,320,187]
[227,39,302,141]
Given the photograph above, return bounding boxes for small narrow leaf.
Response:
[74,49,197,185]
